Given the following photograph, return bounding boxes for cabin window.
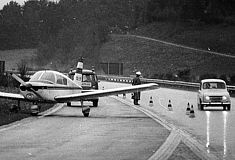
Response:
[56,74,67,85]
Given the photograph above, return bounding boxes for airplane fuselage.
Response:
[19,70,82,102]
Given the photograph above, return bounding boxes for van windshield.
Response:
[82,74,96,82]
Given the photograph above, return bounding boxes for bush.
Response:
[230,75,235,86]
[177,68,191,82]
[200,73,217,81]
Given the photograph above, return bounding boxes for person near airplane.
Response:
[132,71,141,105]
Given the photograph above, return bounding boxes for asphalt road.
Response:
[0,96,169,160]
[101,81,235,160]
[1,81,234,160]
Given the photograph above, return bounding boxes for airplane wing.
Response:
[55,83,158,102]
[0,91,25,100]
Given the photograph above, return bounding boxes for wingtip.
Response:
[151,83,159,89]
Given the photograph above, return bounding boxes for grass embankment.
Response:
[0,87,54,126]
[100,22,235,78]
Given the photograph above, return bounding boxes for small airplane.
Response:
[0,60,158,117]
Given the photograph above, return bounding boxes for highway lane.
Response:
[101,81,235,160]
[0,96,169,160]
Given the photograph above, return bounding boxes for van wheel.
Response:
[201,105,204,111]
[93,100,98,107]
[67,102,71,106]
[227,104,231,111]
[197,103,200,110]
[198,100,203,110]
[223,106,226,110]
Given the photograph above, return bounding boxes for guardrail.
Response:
[6,70,235,93]
[98,75,235,95]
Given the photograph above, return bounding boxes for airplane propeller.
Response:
[10,73,43,99]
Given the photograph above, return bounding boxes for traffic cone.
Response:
[168,100,173,111]
[123,93,126,99]
[186,102,190,115]
[189,105,195,118]
[149,96,153,107]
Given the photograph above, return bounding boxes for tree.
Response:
[22,0,42,46]
[0,1,24,49]
[17,60,29,80]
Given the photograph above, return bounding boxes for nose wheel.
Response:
[82,107,90,117]
[81,101,90,117]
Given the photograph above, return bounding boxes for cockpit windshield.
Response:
[29,71,56,84]
[29,71,75,86]
[40,72,56,83]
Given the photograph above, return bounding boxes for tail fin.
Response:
[73,59,83,86]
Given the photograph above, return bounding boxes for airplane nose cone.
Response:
[26,93,35,99]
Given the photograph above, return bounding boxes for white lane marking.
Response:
[38,103,64,118]
[112,96,173,130]
[0,123,22,132]
[148,129,182,160]
[112,96,220,160]
[0,116,34,133]
[157,97,168,110]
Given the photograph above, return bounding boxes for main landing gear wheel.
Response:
[93,100,98,107]
[82,106,90,117]
[30,104,40,116]
[67,102,71,106]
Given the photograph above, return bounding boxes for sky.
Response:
[0,0,25,9]
[0,0,58,10]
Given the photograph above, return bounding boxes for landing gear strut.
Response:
[81,100,90,117]
[30,102,40,116]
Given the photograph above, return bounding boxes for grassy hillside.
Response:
[99,32,235,80]
[0,22,234,82]
[131,22,235,56]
